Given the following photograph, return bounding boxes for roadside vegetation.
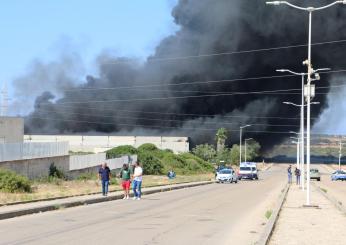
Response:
[192,128,261,165]
[106,143,214,175]
[0,169,32,193]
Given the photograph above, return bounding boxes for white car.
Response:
[216,169,238,183]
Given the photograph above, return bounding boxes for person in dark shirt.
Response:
[287,165,292,184]
[120,164,131,199]
[295,167,301,185]
[98,163,111,196]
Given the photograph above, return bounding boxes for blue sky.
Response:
[0,0,178,97]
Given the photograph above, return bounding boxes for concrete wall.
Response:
[24,135,190,153]
[0,155,69,179]
[0,117,24,143]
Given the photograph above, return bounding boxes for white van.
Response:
[238,162,258,180]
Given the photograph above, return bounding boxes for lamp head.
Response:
[266,1,282,5]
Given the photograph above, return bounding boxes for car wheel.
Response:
[234,180,238,184]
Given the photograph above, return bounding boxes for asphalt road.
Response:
[0,166,286,245]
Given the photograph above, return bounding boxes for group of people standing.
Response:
[98,161,143,200]
[287,164,301,185]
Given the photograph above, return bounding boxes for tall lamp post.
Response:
[284,101,320,190]
[290,137,300,170]
[339,139,343,170]
[266,0,345,205]
[245,138,253,162]
[239,125,251,164]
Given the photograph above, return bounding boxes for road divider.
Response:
[256,183,290,245]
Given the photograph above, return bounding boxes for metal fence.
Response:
[0,142,69,162]
[69,154,137,171]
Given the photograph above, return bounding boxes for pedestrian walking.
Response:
[120,164,131,199]
[287,165,292,184]
[98,163,111,196]
[295,167,301,185]
[132,161,143,200]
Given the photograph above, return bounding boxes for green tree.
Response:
[215,128,228,152]
[215,148,232,164]
[192,144,216,162]
[230,144,240,165]
[244,140,261,161]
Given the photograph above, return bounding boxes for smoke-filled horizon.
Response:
[15,0,346,149]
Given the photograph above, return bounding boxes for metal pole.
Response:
[306,11,312,206]
[239,128,242,164]
[245,140,247,162]
[297,138,300,169]
[301,74,305,190]
[339,140,342,170]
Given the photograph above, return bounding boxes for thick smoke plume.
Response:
[20,0,346,149]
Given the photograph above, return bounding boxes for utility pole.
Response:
[266,0,345,206]
[339,139,343,170]
[0,82,9,117]
[239,125,251,164]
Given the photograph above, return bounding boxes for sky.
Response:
[0,0,345,135]
[0,0,178,98]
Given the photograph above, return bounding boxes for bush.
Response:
[0,169,32,193]
[138,151,164,175]
[49,163,65,179]
[138,143,158,152]
[106,145,138,158]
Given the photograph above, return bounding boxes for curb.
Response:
[0,181,213,220]
[256,183,290,245]
[312,182,346,214]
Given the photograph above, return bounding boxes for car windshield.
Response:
[310,169,319,173]
[251,167,256,171]
[335,171,346,174]
[220,169,232,174]
[240,167,251,171]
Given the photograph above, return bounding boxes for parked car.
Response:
[216,169,238,183]
[331,170,346,181]
[238,162,258,180]
[310,168,321,181]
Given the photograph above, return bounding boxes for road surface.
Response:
[0,166,286,245]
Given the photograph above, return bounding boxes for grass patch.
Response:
[320,187,328,193]
[265,210,273,220]
[0,174,212,205]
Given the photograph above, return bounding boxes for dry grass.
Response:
[0,174,213,205]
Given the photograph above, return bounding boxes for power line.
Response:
[25,116,302,134]
[40,83,346,105]
[33,109,300,127]
[63,68,346,93]
[105,38,346,64]
[38,102,311,120]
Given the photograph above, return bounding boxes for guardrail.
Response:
[0,142,69,162]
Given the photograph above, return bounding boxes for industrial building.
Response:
[24,135,190,153]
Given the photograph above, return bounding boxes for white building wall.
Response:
[24,135,190,153]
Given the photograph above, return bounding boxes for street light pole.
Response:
[245,138,253,162]
[239,125,251,164]
[339,139,343,170]
[290,137,300,170]
[267,0,345,206]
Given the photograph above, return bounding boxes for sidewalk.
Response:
[0,181,212,220]
[269,184,346,245]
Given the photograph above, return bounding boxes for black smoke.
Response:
[23,0,346,150]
